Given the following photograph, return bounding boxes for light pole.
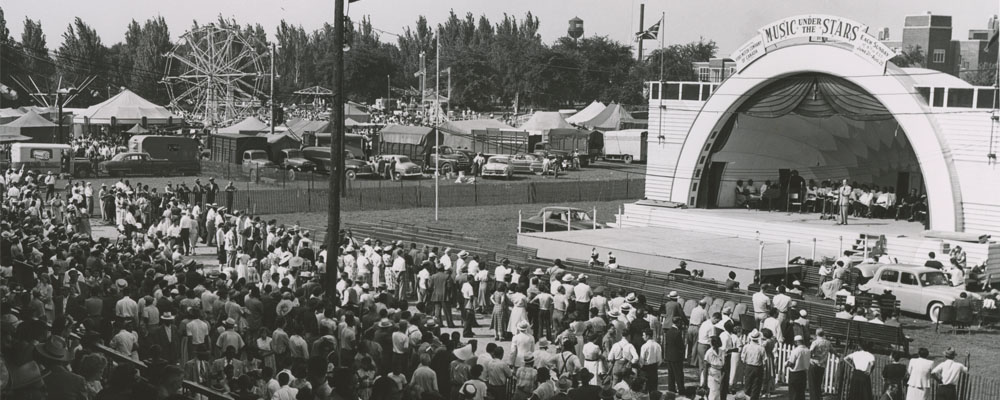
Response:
[328,0,347,291]
[56,87,78,144]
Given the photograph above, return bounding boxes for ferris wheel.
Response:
[162,25,269,127]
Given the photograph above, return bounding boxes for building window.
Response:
[932,49,945,63]
[710,68,721,82]
[961,61,970,70]
[698,67,709,82]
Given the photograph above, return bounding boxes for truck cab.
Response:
[242,150,274,167]
[426,145,470,174]
[280,149,315,171]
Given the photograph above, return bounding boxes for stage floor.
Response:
[665,207,928,237]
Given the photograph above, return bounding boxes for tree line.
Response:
[0,7,722,111]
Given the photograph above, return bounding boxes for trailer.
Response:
[209,133,269,164]
[601,129,648,164]
[127,135,200,162]
[535,129,603,167]
[464,128,541,156]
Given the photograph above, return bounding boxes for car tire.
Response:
[440,163,454,175]
[287,169,297,181]
[927,301,944,322]
[345,170,357,180]
[624,155,633,164]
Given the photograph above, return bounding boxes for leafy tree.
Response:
[961,62,997,86]
[57,17,107,104]
[19,18,56,84]
[890,45,924,68]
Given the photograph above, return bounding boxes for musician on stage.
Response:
[837,179,853,225]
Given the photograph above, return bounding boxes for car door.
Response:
[897,271,921,314]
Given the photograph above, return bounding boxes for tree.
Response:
[0,7,9,43]
[58,18,107,88]
[890,45,924,68]
[961,62,998,86]
[20,18,56,83]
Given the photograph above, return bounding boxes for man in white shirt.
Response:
[509,321,535,367]
[572,276,593,322]
[697,313,721,386]
[608,335,638,381]
[461,276,476,338]
[638,329,662,393]
[906,348,935,400]
[115,287,140,319]
[931,348,967,400]
[772,286,792,325]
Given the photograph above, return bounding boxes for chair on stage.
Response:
[788,190,804,213]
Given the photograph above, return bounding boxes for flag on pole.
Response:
[635,18,662,41]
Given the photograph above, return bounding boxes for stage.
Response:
[516,206,999,283]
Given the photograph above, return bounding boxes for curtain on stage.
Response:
[739,74,891,121]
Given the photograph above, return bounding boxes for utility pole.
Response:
[270,43,276,136]
[637,4,645,61]
[434,28,441,221]
[327,0,346,286]
[387,74,391,104]
[446,68,451,116]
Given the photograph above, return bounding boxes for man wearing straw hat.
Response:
[36,335,86,399]
[740,331,767,400]
[931,348,967,400]
[510,320,535,368]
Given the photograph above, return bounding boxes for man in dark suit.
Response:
[212,346,246,378]
[663,316,687,395]
[36,335,86,400]
[185,348,213,384]
[427,263,456,328]
[149,312,178,363]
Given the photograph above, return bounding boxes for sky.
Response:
[4,0,996,55]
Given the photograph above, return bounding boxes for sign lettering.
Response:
[731,14,895,73]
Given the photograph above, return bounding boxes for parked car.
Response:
[301,147,376,180]
[510,153,544,174]
[279,149,316,171]
[861,264,979,321]
[99,152,201,177]
[520,206,607,233]
[377,154,423,179]
[482,155,514,179]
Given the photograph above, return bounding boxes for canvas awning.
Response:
[581,103,639,130]
[125,124,150,134]
[519,111,573,131]
[379,125,435,145]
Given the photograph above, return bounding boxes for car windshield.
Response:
[250,152,267,160]
[438,147,455,155]
[285,150,302,158]
[570,211,593,221]
[396,156,411,163]
[919,271,951,287]
[111,153,128,161]
[489,156,509,164]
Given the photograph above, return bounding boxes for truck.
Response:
[127,135,200,162]
[534,129,603,167]
[5,143,95,178]
[600,129,648,164]
[242,150,275,167]
[378,125,469,173]
[98,152,201,177]
[209,133,269,164]
[301,146,376,180]
[464,129,542,157]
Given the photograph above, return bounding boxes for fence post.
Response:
[593,206,597,230]
[839,236,844,254]
[812,238,817,260]
[785,239,791,284]
[518,210,522,234]
[626,172,630,198]
[758,241,764,281]
[245,181,250,211]
[543,217,546,233]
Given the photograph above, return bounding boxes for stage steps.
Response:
[616,204,1000,278]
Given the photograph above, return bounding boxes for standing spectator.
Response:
[206,177,220,205]
[785,335,811,400]
[809,328,833,400]
[931,348,967,400]
[224,181,236,211]
[663,316,686,395]
[843,341,876,400]
[740,331,767,400]
[906,348,934,400]
[638,329,662,394]
[882,352,907,400]
[705,336,726,400]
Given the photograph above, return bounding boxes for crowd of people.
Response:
[0,163,988,400]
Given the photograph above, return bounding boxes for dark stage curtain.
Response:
[739,74,892,121]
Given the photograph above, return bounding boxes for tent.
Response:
[218,116,268,134]
[519,112,573,131]
[125,124,150,134]
[565,101,606,124]
[284,119,329,136]
[379,125,435,145]
[0,110,59,142]
[73,89,181,125]
[439,119,515,149]
[345,101,371,123]
[580,102,639,130]
[0,108,24,124]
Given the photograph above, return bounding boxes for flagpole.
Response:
[658,12,665,151]
[659,12,665,82]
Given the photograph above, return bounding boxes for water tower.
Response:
[568,17,584,40]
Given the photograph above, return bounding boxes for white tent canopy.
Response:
[565,101,606,124]
[219,116,268,134]
[519,111,574,131]
[73,89,181,125]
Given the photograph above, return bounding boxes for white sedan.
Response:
[862,264,977,321]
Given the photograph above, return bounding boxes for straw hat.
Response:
[453,344,475,361]
[625,293,638,303]
[517,320,530,332]
[562,274,574,283]
[668,291,679,299]
[35,335,71,362]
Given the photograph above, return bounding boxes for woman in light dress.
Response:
[507,286,530,337]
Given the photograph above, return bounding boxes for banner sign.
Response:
[730,14,896,72]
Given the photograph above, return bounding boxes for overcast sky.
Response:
[5,0,995,54]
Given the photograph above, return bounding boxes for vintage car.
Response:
[302,147,376,180]
[279,149,316,171]
[861,264,979,321]
[99,152,201,177]
[510,153,544,174]
[520,206,607,233]
[378,154,423,179]
[481,155,514,179]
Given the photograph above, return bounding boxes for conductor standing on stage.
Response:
[838,179,852,225]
